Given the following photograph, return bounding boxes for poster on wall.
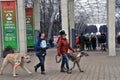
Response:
[26,8,34,47]
[1,1,18,50]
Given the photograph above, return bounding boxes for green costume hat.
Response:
[59,30,66,36]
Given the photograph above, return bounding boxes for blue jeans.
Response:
[88,43,92,50]
[35,53,45,72]
[61,54,69,71]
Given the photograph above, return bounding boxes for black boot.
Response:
[60,68,66,72]
[60,69,66,72]
[41,71,46,75]
[34,66,38,72]
[67,70,72,74]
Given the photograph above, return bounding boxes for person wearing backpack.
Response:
[57,30,74,74]
[34,32,48,75]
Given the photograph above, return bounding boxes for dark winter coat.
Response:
[34,37,48,55]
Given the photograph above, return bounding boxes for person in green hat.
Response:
[57,30,74,74]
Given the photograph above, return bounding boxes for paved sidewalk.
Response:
[0,48,120,80]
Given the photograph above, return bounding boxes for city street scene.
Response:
[0,0,120,80]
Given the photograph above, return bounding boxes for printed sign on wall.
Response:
[26,8,34,47]
[1,1,18,50]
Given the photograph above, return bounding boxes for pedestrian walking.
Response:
[34,32,48,75]
[100,33,106,51]
[75,35,80,51]
[91,36,97,50]
[79,33,85,51]
[88,36,92,50]
[57,30,74,74]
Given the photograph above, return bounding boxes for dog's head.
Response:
[81,51,89,57]
[22,55,31,63]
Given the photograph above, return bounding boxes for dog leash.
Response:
[55,55,62,63]
[55,52,76,63]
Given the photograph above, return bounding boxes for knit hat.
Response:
[59,30,66,36]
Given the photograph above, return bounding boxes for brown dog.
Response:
[0,53,32,77]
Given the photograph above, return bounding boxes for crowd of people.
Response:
[75,32,107,51]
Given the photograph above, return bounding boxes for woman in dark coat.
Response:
[91,36,96,50]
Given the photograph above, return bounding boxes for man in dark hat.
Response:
[57,30,74,74]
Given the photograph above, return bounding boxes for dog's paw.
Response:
[16,73,18,75]
[0,72,3,75]
[28,72,32,74]
[13,75,17,77]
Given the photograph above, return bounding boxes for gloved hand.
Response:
[42,53,46,56]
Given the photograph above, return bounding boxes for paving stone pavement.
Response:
[0,48,120,80]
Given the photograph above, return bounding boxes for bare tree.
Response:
[40,0,61,40]
[47,0,60,40]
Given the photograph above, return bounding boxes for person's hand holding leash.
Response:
[55,54,62,63]
[57,53,61,56]
[57,51,61,56]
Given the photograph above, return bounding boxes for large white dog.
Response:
[0,53,32,77]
